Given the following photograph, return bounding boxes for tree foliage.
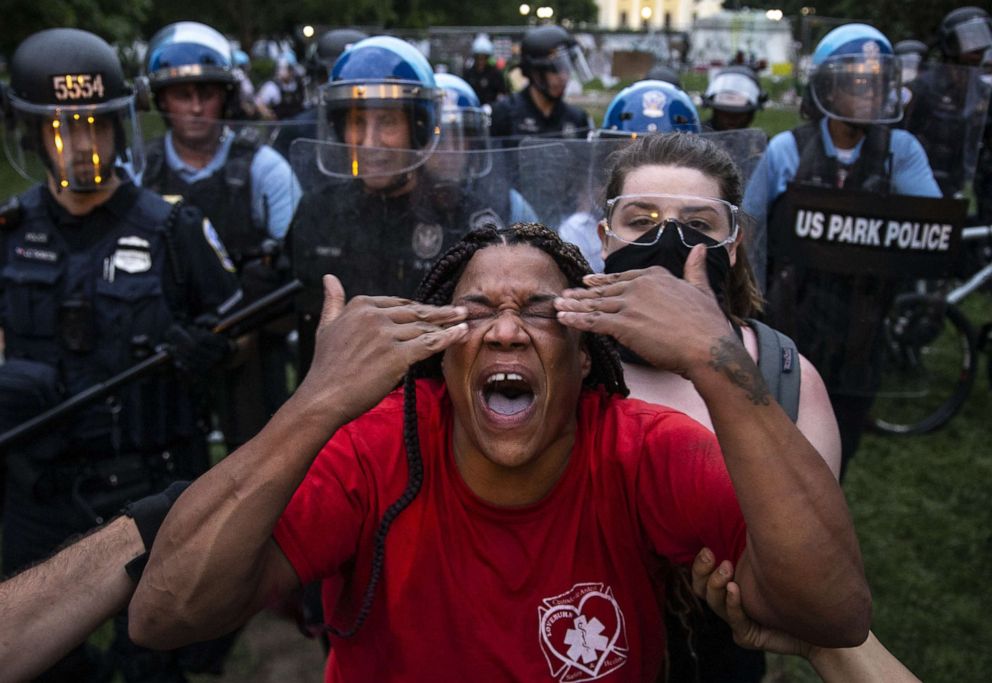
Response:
[743,0,976,51]
[2,0,964,61]
[2,0,152,56]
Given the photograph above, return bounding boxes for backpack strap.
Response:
[748,318,801,423]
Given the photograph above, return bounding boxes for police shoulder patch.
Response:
[202,218,237,273]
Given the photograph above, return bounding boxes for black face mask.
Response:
[603,219,732,299]
[603,220,733,366]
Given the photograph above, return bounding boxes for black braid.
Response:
[324,222,627,638]
[324,374,424,638]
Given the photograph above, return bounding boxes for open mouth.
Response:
[482,372,535,417]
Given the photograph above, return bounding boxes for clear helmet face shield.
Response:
[951,16,992,57]
[427,106,492,181]
[530,44,594,96]
[810,53,903,124]
[899,53,923,85]
[4,96,144,192]
[705,73,761,112]
[315,81,442,181]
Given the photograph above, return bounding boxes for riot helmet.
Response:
[317,36,443,184]
[809,23,902,125]
[520,25,593,101]
[600,80,701,137]
[893,39,928,84]
[3,28,144,192]
[703,66,767,113]
[472,34,494,57]
[937,7,992,65]
[428,73,491,181]
[645,63,683,89]
[310,29,369,78]
[145,21,240,120]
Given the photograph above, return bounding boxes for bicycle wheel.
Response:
[870,294,977,435]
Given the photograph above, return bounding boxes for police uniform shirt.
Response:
[155,130,301,240]
[490,88,592,141]
[743,117,942,230]
[1,182,240,330]
[462,63,507,106]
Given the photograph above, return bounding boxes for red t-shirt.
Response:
[273,379,746,682]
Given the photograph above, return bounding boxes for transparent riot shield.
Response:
[703,128,770,288]
[902,61,992,198]
[287,137,563,373]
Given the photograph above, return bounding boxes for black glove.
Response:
[240,253,284,304]
[122,480,191,581]
[163,315,235,375]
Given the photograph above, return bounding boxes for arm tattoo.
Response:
[707,335,771,406]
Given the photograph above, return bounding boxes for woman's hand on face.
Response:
[554,245,733,377]
[295,274,469,421]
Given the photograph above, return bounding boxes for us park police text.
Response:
[794,210,953,252]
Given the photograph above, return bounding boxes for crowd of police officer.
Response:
[0,8,990,681]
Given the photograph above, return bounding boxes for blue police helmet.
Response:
[813,23,893,66]
[434,72,482,109]
[601,80,701,136]
[809,23,901,124]
[433,72,489,140]
[324,36,442,149]
[146,21,236,91]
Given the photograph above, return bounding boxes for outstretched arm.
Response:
[130,276,469,648]
[691,548,920,683]
[0,516,143,681]
[555,246,870,647]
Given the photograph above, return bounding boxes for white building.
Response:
[687,10,795,72]
[596,0,724,32]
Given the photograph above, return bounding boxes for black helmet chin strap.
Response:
[530,70,562,103]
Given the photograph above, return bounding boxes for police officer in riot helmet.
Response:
[307,28,369,88]
[937,6,992,222]
[490,25,593,142]
[702,65,768,132]
[429,72,539,224]
[744,23,940,477]
[462,33,508,107]
[0,28,240,680]
[893,39,928,86]
[143,21,299,454]
[289,36,513,373]
[274,28,370,158]
[902,6,992,208]
[645,62,683,89]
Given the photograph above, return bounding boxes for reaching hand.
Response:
[294,275,469,422]
[690,547,811,658]
[554,245,733,377]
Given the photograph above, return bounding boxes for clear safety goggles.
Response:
[604,193,740,248]
[533,44,594,85]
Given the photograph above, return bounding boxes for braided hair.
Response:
[327,222,628,638]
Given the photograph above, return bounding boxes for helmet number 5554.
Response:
[52,73,105,101]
